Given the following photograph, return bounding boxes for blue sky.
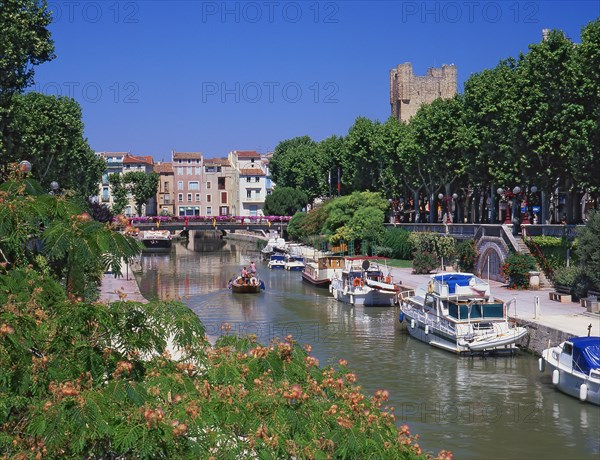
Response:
[31,1,600,160]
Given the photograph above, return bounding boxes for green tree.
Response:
[286,211,308,241]
[4,92,105,196]
[269,136,317,188]
[574,211,600,288]
[569,19,600,193]
[515,29,578,223]
[0,173,141,298]
[406,96,469,222]
[263,186,308,216]
[123,171,159,216]
[108,173,129,215]
[0,0,54,98]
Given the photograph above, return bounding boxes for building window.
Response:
[187,193,192,201]
[247,190,252,199]
[186,167,192,175]
[178,160,182,164]
[206,206,212,215]
[195,167,201,175]
[246,177,251,182]
[206,195,211,203]
[250,205,257,216]
[206,182,211,189]
[254,176,260,182]
[177,167,183,175]
[177,181,183,190]
[178,193,183,201]
[221,192,227,203]
[195,193,200,202]
[267,190,272,195]
[164,181,169,192]
[218,177,225,190]
[188,181,199,190]
[251,158,255,164]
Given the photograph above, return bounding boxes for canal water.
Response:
[137,238,599,460]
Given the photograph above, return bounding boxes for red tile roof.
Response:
[154,162,173,174]
[235,150,260,158]
[173,151,202,160]
[240,168,265,176]
[123,154,153,165]
[204,157,230,166]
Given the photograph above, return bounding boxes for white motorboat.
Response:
[261,237,287,259]
[329,257,397,307]
[267,254,286,269]
[139,230,172,251]
[284,254,305,271]
[539,336,600,405]
[398,272,528,354]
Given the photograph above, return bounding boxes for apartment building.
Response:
[172,151,203,217]
[203,157,236,216]
[97,152,155,216]
[228,150,267,217]
[154,162,175,215]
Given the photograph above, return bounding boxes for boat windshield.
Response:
[447,301,504,320]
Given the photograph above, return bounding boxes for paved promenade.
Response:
[98,263,147,303]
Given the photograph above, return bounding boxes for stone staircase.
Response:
[515,236,552,288]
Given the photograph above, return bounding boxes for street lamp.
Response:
[49,181,60,195]
[19,160,32,173]
[497,188,511,224]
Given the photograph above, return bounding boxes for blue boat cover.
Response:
[432,274,474,294]
[571,336,600,374]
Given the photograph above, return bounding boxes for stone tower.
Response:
[390,63,457,122]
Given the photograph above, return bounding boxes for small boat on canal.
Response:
[301,255,345,288]
[398,272,528,354]
[284,254,305,271]
[229,275,265,294]
[267,254,286,269]
[329,257,398,306]
[539,336,600,405]
[139,230,172,251]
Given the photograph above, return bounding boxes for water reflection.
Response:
[136,240,600,460]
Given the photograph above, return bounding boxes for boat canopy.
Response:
[571,336,600,374]
[270,254,285,261]
[433,274,476,294]
[448,301,504,320]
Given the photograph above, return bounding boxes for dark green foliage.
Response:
[553,266,596,300]
[574,211,600,289]
[412,251,438,274]
[525,235,571,275]
[286,211,307,241]
[500,252,538,289]
[382,227,414,260]
[456,240,477,272]
[264,186,309,216]
[0,0,55,97]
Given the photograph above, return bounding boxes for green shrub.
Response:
[408,232,456,261]
[382,228,414,259]
[500,252,538,289]
[412,251,438,274]
[575,211,600,288]
[553,266,596,300]
[456,240,477,272]
[526,236,571,271]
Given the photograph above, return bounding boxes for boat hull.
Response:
[330,284,396,307]
[301,271,331,288]
[541,347,600,405]
[401,309,524,354]
[231,284,261,294]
